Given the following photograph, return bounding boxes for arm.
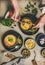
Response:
[11,0,19,11]
[10,0,20,22]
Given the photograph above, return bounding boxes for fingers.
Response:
[14,16,20,22]
[33,14,45,28]
[11,14,20,22]
[33,23,44,29]
[11,12,15,20]
[11,15,15,20]
[32,23,40,28]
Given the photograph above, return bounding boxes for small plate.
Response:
[36,33,45,47]
[21,48,30,58]
[2,30,23,52]
[24,37,36,49]
[41,48,45,58]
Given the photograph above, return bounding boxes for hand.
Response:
[33,14,45,28]
[11,9,20,22]
[11,0,20,22]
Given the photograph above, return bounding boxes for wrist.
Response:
[11,0,19,10]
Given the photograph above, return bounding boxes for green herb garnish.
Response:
[32,8,38,16]
[22,21,31,24]
[17,36,22,44]
[8,37,13,42]
[1,18,13,27]
[25,2,37,16]
[28,29,37,32]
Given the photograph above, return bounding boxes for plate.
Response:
[41,48,45,58]
[24,38,36,49]
[21,48,30,58]
[2,30,23,52]
[36,33,45,47]
[18,14,39,35]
